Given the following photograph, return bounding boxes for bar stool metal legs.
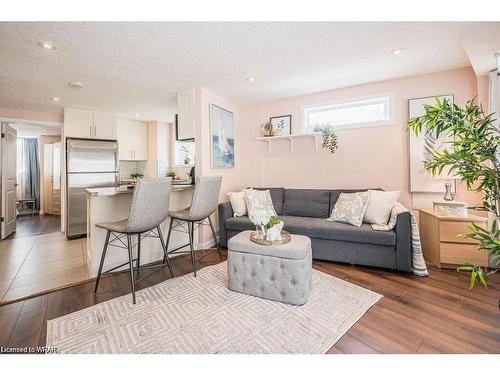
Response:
[127,235,136,304]
[93,226,174,304]
[188,222,197,277]
[207,216,223,261]
[157,225,173,277]
[94,230,111,294]
[165,214,221,278]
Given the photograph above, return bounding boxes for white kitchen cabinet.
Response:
[64,108,117,140]
[117,119,132,160]
[64,108,93,138]
[176,89,195,140]
[117,118,148,160]
[131,120,148,160]
[93,110,117,140]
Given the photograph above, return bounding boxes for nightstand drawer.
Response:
[440,242,488,266]
[439,221,481,243]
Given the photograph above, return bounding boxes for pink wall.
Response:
[0,107,63,123]
[238,67,482,209]
[194,88,241,243]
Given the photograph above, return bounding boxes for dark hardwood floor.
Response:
[0,249,499,353]
[8,214,61,239]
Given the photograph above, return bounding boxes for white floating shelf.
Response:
[256,132,322,153]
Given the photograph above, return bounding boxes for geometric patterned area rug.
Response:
[47,262,382,354]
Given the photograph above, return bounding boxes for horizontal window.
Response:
[302,95,392,132]
[174,141,195,166]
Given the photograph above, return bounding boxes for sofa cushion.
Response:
[253,188,285,215]
[226,215,311,237]
[283,189,331,218]
[281,216,396,247]
[225,215,396,247]
[225,216,255,231]
[329,188,382,210]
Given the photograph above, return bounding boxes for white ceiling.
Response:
[0,22,499,122]
[11,122,61,137]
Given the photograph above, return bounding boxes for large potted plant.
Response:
[407,97,499,289]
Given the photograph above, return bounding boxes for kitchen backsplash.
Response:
[119,160,158,181]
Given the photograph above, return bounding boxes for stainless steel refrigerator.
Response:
[66,138,119,239]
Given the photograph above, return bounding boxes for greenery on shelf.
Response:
[130,172,144,180]
[407,97,500,289]
[313,124,339,154]
[166,170,176,178]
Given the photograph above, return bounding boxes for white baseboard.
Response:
[194,236,218,250]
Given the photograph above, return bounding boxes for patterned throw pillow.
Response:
[245,189,277,225]
[327,192,370,227]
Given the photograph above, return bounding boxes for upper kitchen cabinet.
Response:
[176,89,195,140]
[117,118,148,160]
[64,108,117,140]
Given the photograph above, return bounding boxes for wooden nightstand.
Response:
[418,209,488,269]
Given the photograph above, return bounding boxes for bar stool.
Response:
[165,176,222,277]
[93,178,173,304]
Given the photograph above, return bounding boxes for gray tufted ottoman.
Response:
[227,230,312,306]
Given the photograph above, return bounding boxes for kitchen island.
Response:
[85,184,195,277]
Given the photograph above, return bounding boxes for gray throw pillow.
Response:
[327,191,370,227]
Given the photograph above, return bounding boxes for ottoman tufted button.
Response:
[259,259,264,265]
[251,270,256,277]
[233,267,237,273]
[242,281,246,288]
[280,262,284,270]
[242,256,245,262]
[270,275,275,281]
[280,290,286,297]
[260,286,264,293]
[291,279,296,285]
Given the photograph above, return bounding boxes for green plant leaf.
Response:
[469,271,477,289]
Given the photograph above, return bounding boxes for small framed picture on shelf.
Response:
[270,115,291,136]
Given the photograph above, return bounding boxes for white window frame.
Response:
[174,140,195,167]
[301,93,395,132]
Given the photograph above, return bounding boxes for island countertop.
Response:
[85,182,195,277]
[86,184,194,196]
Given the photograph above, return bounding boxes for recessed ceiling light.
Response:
[68,81,85,88]
[135,113,140,117]
[52,97,60,102]
[43,128,50,132]
[38,41,57,50]
[246,77,255,83]
[390,48,404,55]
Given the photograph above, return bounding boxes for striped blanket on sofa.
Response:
[371,203,428,277]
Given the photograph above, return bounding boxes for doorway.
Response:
[0,121,90,304]
[1,122,62,239]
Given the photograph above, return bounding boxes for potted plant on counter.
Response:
[130,172,144,185]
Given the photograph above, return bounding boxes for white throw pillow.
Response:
[363,190,400,225]
[227,189,250,217]
[245,189,277,225]
[327,192,370,227]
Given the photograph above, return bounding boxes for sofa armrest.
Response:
[395,211,412,272]
[218,201,234,247]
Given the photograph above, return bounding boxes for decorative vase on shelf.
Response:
[262,121,273,137]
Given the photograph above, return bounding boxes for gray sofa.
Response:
[218,188,412,272]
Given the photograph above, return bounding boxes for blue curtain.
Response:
[23,138,40,210]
